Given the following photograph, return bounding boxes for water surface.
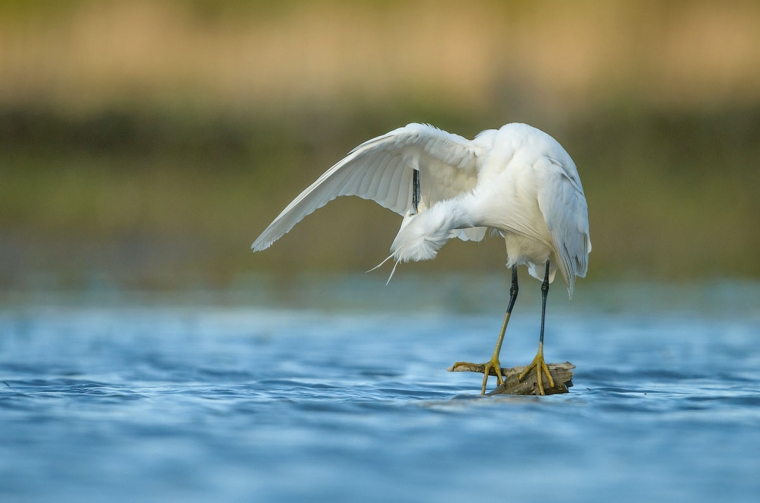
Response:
[1,277,759,502]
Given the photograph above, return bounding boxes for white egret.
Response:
[252,123,591,395]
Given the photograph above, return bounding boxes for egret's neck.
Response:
[390,197,477,263]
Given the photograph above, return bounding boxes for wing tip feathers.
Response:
[251,238,274,253]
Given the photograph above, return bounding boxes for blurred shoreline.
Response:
[3,1,760,112]
[1,1,759,287]
[2,104,758,287]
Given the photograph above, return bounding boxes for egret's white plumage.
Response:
[253,122,591,395]
[252,122,591,298]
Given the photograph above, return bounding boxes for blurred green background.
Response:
[1,0,759,290]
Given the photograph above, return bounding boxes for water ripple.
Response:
[1,302,759,502]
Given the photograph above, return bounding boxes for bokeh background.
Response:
[2,0,760,291]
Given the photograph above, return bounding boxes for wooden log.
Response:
[447,361,575,395]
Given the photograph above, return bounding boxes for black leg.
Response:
[412,170,420,214]
[479,267,519,393]
[507,265,519,315]
[518,259,555,395]
[490,267,519,365]
[453,266,519,394]
[539,260,550,347]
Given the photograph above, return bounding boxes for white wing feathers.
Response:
[252,123,484,252]
[536,156,592,298]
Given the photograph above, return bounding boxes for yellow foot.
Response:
[517,344,554,395]
[453,357,504,394]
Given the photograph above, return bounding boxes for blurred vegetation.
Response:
[1,0,759,289]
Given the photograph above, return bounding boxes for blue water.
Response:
[1,276,760,502]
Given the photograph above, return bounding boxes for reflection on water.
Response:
[1,277,759,502]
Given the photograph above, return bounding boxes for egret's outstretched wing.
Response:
[252,123,484,252]
[536,156,592,298]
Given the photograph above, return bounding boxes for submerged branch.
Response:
[447,361,575,395]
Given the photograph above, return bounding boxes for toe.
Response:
[542,362,555,388]
[536,366,544,395]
